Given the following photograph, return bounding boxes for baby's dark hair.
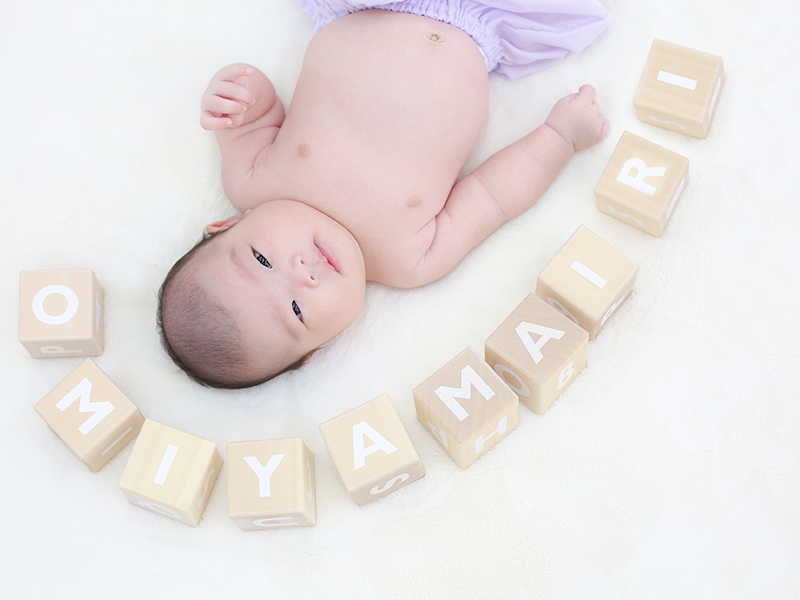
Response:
[157,229,308,389]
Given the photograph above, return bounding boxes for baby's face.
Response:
[200,200,367,376]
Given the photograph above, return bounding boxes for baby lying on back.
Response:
[158,3,611,388]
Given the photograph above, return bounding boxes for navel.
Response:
[406,195,422,208]
[427,30,445,44]
[298,143,311,158]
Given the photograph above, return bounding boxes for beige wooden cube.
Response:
[595,131,690,236]
[413,348,519,469]
[34,359,145,472]
[320,394,424,506]
[536,226,638,340]
[227,438,316,530]
[19,269,104,358]
[485,294,588,416]
[119,419,223,526]
[634,39,725,139]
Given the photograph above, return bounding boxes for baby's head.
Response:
[158,200,367,388]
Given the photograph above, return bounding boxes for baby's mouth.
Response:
[316,244,340,273]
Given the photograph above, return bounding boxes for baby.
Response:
[158,2,611,388]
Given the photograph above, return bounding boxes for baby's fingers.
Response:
[200,111,235,130]
[209,80,256,107]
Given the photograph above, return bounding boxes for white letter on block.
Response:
[515,322,566,365]
[154,444,179,485]
[617,158,667,196]
[244,454,285,498]
[32,284,80,325]
[370,473,411,495]
[427,422,449,448]
[352,421,397,470]
[55,377,114,435]
[435,366,495,422]
[474,417,508,454]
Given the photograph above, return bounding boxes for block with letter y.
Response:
[413,347,519,469]
[227,438,316,530]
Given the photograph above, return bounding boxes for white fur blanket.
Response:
[3,0,799,598]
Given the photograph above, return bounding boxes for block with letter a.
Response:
[319,394,424,506]
[595,131,689,236]
[413,347,519,469]
[485,294,588,415]
[535,226,638,340]
[634,39,724,139]
[118,419,223,526]
[19,269,104,358]
[34,359,144,472]
[227,438,316,530]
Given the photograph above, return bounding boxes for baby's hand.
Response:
[200,64,257,130]
[545,85,610,152]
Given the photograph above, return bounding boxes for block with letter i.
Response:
[34,358,144,472]
[595,131,689,236]
[19,269,104,358]
[320,394,424,506]
[227,438,316,530]
[119,419,223,526]
[413,348,519,469]
[485,294,588,415]
[536,226,638,340]
[634,39,724,139]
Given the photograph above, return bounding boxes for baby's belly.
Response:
[266,10,490,277]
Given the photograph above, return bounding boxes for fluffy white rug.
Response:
[3,0,799,598]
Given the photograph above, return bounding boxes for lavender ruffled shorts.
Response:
[296,0,611,80]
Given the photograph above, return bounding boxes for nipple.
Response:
[298,144,311,158]
[406,196,422,208]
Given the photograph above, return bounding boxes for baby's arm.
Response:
[200,64,286,211]
[411,85,609,286]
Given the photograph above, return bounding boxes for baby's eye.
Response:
[292,301,303,322]
[253,249,271,268]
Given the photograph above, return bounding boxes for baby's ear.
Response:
[205,215,244,235]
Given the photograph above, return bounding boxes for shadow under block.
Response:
[634,39,724,139]
[34,359,145,472]
[535,226,638,340]
[19,269,104,358]
[319,394,424,506]
[485,294,588,415]
[413,348,519,469]
[595,131,690,236]
[119,419,223,526]
[227,438,316,530]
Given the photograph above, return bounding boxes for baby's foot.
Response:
[545,85,610,152]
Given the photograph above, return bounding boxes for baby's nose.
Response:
[293,254,319,287]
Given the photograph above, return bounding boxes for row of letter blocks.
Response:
[597,40,724,236]
[34,359,315,528]
[31,222,639,522]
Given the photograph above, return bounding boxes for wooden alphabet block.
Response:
[485,294,588,415]
[595,131,690,236]
[634,39,725,139]
[319,394,424,506]
[119,419,223,526]
[413,348,519,469]
[19,269,104,358]
[535,226,638,340]
[34,359,144,472]
[227,438,316,530]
